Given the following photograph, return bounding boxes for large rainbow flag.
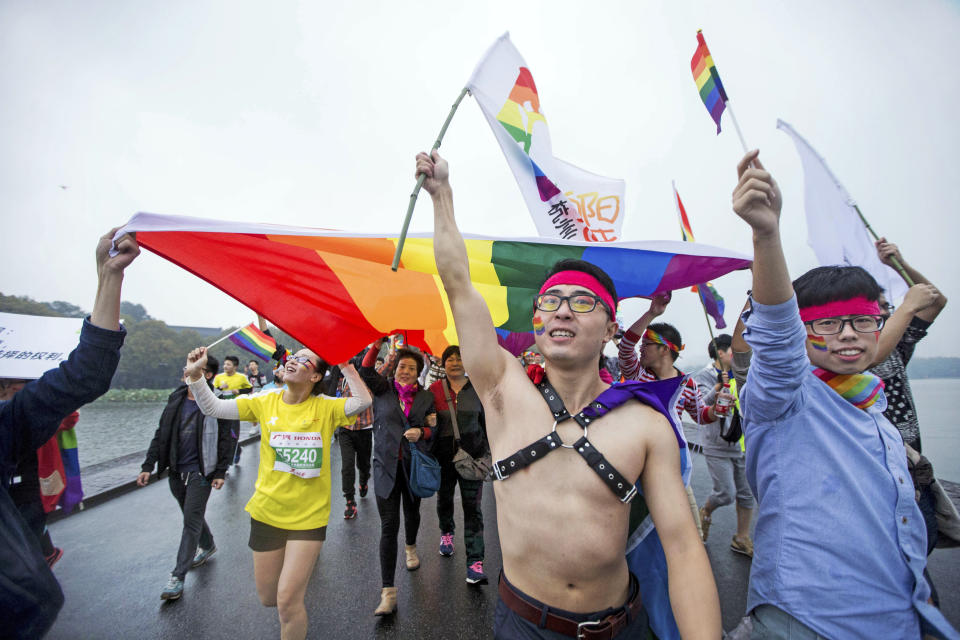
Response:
[691,29,729,134]
[467,33,626,243]
[114,213,750,364]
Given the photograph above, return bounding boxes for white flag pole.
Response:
[205,326,244,350]
[724,100,750,155]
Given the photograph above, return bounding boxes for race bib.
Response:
[269,431,324,478]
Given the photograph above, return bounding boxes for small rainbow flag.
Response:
[674,182,727,329]
[691,29,728,134]
[698,282,727,330]
[228,323,277,361]
[57,415,83,513]
[674,183,695,242]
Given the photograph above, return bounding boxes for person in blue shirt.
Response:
[0,228,139,638]
[731,150,958,640]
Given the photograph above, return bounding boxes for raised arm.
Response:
[618,294,670,380]
[359,339,392,396]
[731,297,752,389]
[91,227,140,330]
[641,413,721,639]
[732,150,789,306]
[876,237,947,323]
[731,295,751,354]
[184,348,241,420]
[732,151,807,421]
[418,151,512,395]
[339,363,372,416]
[872,284,939,366]
[1,228,138,462]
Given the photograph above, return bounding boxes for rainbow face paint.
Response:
[532,315,545,336]
[807,334,828,351]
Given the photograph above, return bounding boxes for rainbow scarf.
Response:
[812,368,885,410]
[644,328,683,354]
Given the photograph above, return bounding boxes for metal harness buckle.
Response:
[551,419,587,448]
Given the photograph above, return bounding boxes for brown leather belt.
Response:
[497,572,643,639]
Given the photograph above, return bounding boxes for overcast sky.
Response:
[2,1,958,360]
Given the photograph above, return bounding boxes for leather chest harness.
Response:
[492,377,673,504]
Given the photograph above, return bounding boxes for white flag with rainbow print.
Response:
[467,33,626,243]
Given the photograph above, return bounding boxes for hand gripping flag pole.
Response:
[851,203,914,286]
[391,87,470,272]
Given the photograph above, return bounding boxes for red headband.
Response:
[799,296,881,323]
[539,271,616,318]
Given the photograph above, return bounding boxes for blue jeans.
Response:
[750,605,826,640]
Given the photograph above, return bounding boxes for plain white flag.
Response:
[778,119,908,302]
[467,33,626,242]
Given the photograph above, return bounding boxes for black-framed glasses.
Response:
[880,302,895,313]
[805,315,885,336]
[535,293,608,314]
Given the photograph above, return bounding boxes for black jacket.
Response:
[428,378,488,461]
[141,384,232,480]
[0,320,125,639]
[359,366,435,499]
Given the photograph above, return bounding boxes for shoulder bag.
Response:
[442,381,492,481]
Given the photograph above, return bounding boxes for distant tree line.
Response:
[4,292,960,386]
[0,293,304,389]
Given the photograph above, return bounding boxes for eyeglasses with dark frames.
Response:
[535,293,608,314]
[805,315,885,336]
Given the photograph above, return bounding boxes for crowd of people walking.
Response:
[3,146,959,640]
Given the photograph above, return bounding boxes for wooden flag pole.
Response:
[851,204,915,286]
[391,87,470,272]
[696,289,720,365]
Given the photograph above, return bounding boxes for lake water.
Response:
[72,378,960,482]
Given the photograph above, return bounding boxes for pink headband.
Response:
[799,296,881,323]
[539,271,616,318]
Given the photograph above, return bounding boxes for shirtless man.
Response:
[417,150,720,639]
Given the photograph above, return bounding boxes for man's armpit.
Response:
[484,385,505,415]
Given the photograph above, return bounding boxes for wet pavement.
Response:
[47,439,960,639]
